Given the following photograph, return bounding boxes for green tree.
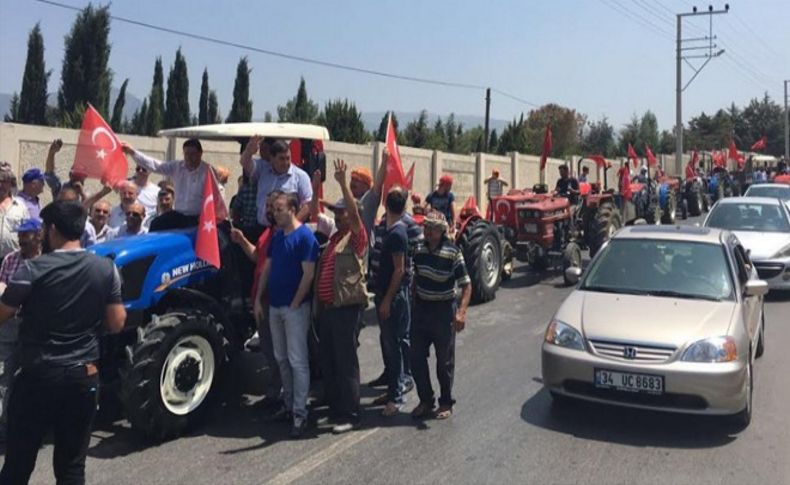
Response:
[402,110,430,148]
[164,48,190,128]
[145,58,165,136]
[264,111,273,122]
[316,99,368,143]
[523,104,581,157]
[425,117,447,150]
[488,129,499,153]
[375,111,399,141]
[618,114,641,155]
[497,114,529,154]
[277,77,318,123]
[4,94,20,122]
[16,23,50,125]
[198,68,210,125]
[638,110,660,151]
[57,4,112,124]
[658,130,676,154]
[582,117,615,156]
[110,78,128,132]
[227,57,252,122]
[738,93,784,156]
[207,90,221,124]
[445,114,460,153]
[130,99,148,135]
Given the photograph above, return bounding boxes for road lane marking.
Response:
[268,427,379,485]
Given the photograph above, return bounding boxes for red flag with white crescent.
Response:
[195,171,221,268]
[73,104,128,187]
[382,113,407,199]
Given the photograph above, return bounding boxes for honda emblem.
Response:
[623,347,637,359]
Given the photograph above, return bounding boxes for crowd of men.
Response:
[0,135,474,483]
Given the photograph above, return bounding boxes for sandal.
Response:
[411,402,436,419]
[381,402,403,417]
[435,405,453,420]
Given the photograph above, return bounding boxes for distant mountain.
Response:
[360,111,508,135]
[0,88,144,122]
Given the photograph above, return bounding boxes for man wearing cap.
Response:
[240,137,313,227]
[410,210,471,420]
[107,202,148,240]
[0,201,125,484]
[315,160,368,434]
[16,169,46,220]
[426,175,456,230]
[0,161,30,261]
[44,139,91,203]
[0,218,42,442]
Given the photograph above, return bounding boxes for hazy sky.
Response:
[0,0,787,130]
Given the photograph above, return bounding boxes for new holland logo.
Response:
[156,260,211,291]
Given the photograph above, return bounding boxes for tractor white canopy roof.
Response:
[157,122,331,141]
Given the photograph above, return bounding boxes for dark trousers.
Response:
[376,287,411,404]
[411,299,457,408]
[318,305,363,422]
[0,367,99,485]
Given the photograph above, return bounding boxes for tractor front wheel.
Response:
[562,242,583,286]
[120,309,229,442]
[458,219,503,303]
[588,205,622,258]
[661,191,677,225]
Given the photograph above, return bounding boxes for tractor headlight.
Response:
[544,320,585,351]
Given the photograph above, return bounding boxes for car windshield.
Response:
[744,186,790,200]
[705,202,790,232]
[580,239,734,301]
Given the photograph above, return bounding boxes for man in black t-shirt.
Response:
[555,165,580,204]
[0,201,126,485]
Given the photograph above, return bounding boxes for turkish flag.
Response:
[728,140,745,168]
[750,136,767,151]
[627,143,640,167]
[645,144,657,167]
[382,113,407,199]
[618,164,632,201]
[195,171,221,269]
[73,104,128,187]
[539,124,552,171]
[712,150,725,168]
[404,162,415,191]
[686,150,699,180]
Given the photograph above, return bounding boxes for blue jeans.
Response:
[269,303,311,420]
[376,287,411,404]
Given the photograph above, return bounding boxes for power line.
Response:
[599,0,673,38]
[33,0,542,109]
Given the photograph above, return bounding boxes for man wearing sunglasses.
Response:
[131,165,160,217]
[107,203,148,240]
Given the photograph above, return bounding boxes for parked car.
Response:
[703,197,790,290]
[743,183,790,205]
[541,225,768,428]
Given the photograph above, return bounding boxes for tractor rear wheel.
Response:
[661,191,677,224]
[562,242,583,286]
[500,240,514,282]
[588,205,622,258]
[120,309,229,442]
[458,219,502,303]
[687,184,703,217]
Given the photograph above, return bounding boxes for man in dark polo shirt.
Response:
[0,200,126,485]
[410,210,471,421]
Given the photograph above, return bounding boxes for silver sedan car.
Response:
[541,226,768,427]
[703,197,790,290]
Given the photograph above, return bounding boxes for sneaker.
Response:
[244,331,261,351]
[332,421,360,434]
[365,373,388,388]
[381,402,403,417]
[290,417,307,439]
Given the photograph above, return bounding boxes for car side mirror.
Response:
[744,280,769,297]
[565,267,583,285]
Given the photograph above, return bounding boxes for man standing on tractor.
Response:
[315,160,369,434]
[409,210,471,421]
[240,136,313,226]
[426,175,457,231]
[484,169,509,201]
[555,165,580,204]
[578,166,590,183]
[120,138,216,231]
[253,192,319,439]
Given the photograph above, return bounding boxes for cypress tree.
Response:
[110,78,128,132]
[375,111,399,142]
[198,68,210,125]
[146,58,165,136]
[17,23,50,125]
[489,129,499,153]
[277,77,318,123]
[4,94,20,122]
[164,48,190,128]
[131,99,148,135]
[317,99,368,143]
[57,4,112,124]
[207,90,221,124]
[227,57,252,122]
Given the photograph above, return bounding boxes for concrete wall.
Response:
[0,122,699,212]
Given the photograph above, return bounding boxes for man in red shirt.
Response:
[316,160,368,433]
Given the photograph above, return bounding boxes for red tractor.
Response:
[490,156,622,284]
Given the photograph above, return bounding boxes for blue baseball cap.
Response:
[22,168,45,183]
[16,218,42,233]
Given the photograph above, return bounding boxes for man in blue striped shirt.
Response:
[410,210,471,420]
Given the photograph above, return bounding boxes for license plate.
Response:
[524,223,538,234]
[594,368,664,394]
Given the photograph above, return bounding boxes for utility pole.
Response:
[784,79,789,160]
[675,4,728,177]
[484,88,491,153]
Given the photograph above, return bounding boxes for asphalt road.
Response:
[4,215,790,485]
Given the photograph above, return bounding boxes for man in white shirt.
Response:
[108,181,140,229]
[0,162,30,260]
[121,138,214,231]
[90,201,114,243]
[131,165,160,216]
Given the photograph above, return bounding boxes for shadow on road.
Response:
[520,387,738,449]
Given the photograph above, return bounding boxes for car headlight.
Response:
[772,244,790,258]
[544,319,585,350]
[681,336,737,363]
